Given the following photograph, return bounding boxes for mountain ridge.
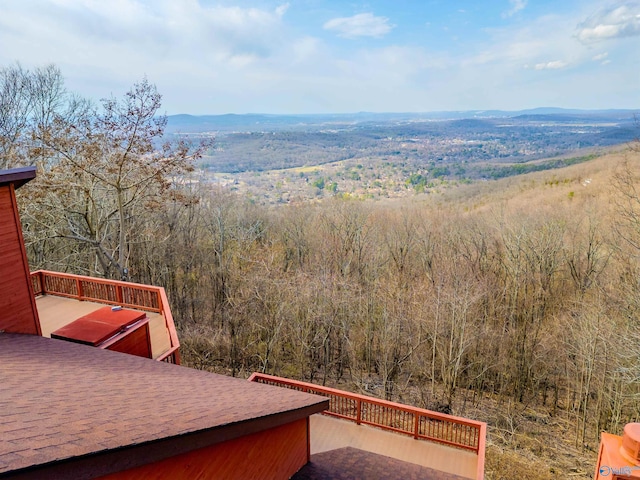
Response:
[166,108,638,133]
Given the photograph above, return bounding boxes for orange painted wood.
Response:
[31,270,181,364]
[51,307,146,346]
[36,270,161,311]
[96,418,309,480]
[595,427,640,479]
[0,185,41,335]
[248,373,486,455]
[157,287,180,364]
[307,416,311,464]
[104,320,152,359]
[476,420,486,480]
[595,432,640,479]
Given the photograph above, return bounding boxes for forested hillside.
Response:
[23,148,640,478]
[4,65,640,479]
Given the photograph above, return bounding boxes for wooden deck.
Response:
[36,295,171,360]
[310,414,478,479]
[250,373,485,478]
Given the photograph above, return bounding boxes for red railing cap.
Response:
[248,373,486,428]
[31,270,180,365]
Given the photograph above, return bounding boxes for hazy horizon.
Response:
[166,107,639,117]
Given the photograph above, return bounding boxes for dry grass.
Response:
[427,148,634,215]
[485,445,560,480]
[478,401,597,480]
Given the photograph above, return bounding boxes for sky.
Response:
[0,0,639,114]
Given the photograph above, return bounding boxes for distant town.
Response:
[167,110,637,204]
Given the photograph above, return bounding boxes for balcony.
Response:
[30,270,180,364]
[249,373,486,479]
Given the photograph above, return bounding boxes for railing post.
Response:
[77,278,84,300]
[356,399,362,425]
[414,413,420,439]
[476,422,487,480]
[116,284,123,304]
[76,278,82,300]
[31,271,44,296]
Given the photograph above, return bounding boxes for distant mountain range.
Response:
[166,109,638,134]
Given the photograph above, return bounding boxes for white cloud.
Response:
[575,2,640,43]
[291,36,321,62]
[0,0,297,113]
[0,1,289,65]
[503,0,528,18]
[323,13,394,38]
[0,0,636,114]
[275,3,289,17]
[534,60,569,70]
[468,14,576,67]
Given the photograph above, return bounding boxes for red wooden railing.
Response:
[249,373,486,479]
[30,270,180,365]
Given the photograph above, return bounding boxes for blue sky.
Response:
[0,0,638,114]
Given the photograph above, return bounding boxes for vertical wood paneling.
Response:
[96,418,309,480]
[105,321,152,358]
[0,185,41,335]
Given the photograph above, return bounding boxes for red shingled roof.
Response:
[0,333,328,479]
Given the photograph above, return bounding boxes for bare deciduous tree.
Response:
[28,78,204,280]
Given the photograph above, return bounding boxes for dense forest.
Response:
[4,64,640,479]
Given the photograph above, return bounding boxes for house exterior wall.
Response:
[0,183,41,335]
[95,418,309,480]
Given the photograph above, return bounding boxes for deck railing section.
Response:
[30,270,180,364]
[249,373,486,478]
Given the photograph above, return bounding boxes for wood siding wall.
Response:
[104,321,152,359]
[0,184,40,335]
[96,418,309,480]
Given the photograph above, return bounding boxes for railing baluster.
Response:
[243,370,488,452]
[31,270,178,363]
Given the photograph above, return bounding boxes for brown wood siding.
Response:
[96,418,309,480]
[0,185,40,335]
[104,320,152,358]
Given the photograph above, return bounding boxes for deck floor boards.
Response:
[35,295,171,359]
[310,414,477,479]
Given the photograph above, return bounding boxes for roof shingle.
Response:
[0,333,328,478]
